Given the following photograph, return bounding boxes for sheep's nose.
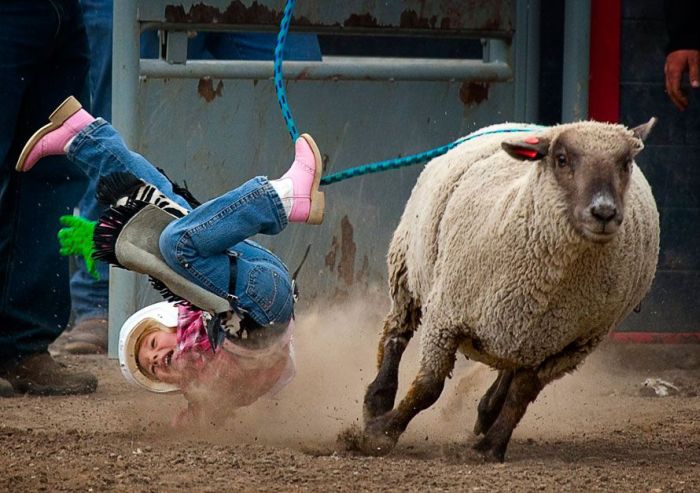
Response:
[590,202,617,223]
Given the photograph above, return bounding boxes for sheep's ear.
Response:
[631,117,657,143]
[501,136,550,161]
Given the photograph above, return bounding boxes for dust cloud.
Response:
[177,294,495,450]
[207,295,388,447]
[143,294,697,452]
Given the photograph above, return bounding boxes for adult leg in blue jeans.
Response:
[0,0,97,395]
[63,0,114,354]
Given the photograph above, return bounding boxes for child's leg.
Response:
[67,119,192,210]
[232,241,295,326]
[15,96,191,211]
[159,176,287,300]
[159,133,324,305]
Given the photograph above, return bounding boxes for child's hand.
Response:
[57,215,99,280]
[174,388,234,429]
[171,406,198,428]
[170,402,212,429]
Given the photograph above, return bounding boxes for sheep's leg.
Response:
[472,368,542,462]
[363,332,412,420]
[363,297,421,421]
[473,369,514,436]
[472,339,599,462]
[360,332,457,456]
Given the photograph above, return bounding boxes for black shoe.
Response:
[0,351,97,395]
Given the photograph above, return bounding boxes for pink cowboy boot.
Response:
[15,96,95,172]
[271,133,325,225]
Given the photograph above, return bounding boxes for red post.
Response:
[588,0,621,122]
[609,332,700,344]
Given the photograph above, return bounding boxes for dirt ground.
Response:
[0,299,698,492]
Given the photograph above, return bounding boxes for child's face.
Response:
[137,330,180,384]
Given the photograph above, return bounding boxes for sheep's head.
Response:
[502,118,656,243]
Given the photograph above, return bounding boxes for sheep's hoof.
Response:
[358,430,397,456]
[358,414,399,456]
[472,438,506,463]
[337,421,397,457]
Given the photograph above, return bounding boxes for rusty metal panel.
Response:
[109,0,522,355]
[132,77,515,300]
[138,0,514,37]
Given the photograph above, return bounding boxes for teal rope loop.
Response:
[272,0,545,186]
[274,0,299,141]
[319,126,546,185]
[320,139,464,186]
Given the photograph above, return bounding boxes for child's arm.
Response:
[172,334,295,427]
[171,401,202,428]
[173,389,239,428]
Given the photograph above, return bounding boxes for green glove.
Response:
[57,215,100,280]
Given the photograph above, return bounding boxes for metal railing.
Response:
[107,0,556,357]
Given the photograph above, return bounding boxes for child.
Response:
[119,300,297,426]
[16,96,324,425]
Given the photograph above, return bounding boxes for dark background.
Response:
[321,0,699,333]
[540,0,700,333]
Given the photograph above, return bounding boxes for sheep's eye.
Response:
[556,153,568,167]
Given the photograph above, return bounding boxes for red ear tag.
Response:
[524,136,539,144]
[515,148,539,159]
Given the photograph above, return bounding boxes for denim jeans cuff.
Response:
[260,177,289,230]
[67,117,109,158]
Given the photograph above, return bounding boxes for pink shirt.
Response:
[176,306,212,355]
[171,305,295,426]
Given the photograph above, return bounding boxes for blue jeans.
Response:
[140,31,322,61]
[71,0,320,322]
[160,178,293,326]
[69,120,294,327]
[0,0,90,361]
[70,0,113,323]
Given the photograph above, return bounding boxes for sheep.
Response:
[357,119,660,462]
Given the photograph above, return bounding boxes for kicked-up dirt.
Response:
[0,299,698,492]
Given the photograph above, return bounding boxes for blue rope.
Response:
[272,0,545,186]
[318,127,546,185]
[274,0,299,141]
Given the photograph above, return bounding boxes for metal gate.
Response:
[107,0,582,355]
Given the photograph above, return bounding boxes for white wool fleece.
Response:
[389,121,659,379]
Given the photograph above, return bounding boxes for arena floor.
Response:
[0,301,698,492]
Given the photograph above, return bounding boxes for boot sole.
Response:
[15,95,83,172]
[299,133,325,225]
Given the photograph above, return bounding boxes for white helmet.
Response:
[118,301,180,394]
